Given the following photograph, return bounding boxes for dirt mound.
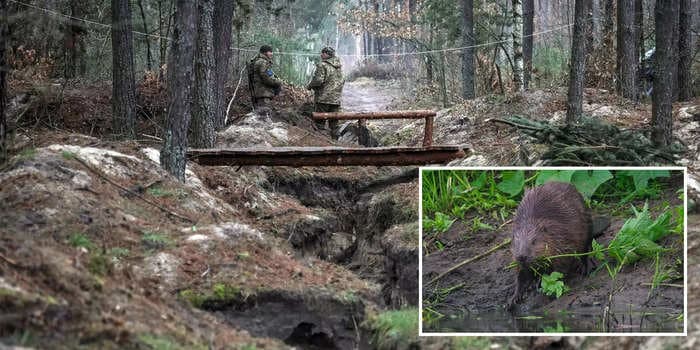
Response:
[0,143,381,348]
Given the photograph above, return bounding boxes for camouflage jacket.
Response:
[307,56,344,105]
[248,53,282,99]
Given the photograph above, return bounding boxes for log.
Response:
[187,146,467,167]
[312,110,436,120]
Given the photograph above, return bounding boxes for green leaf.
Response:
[535,170,575,186]
[540,271,569,298]
[496,170,525,197]
[618,170,670,191]
[570,170,613,200]
[607,203,673,265]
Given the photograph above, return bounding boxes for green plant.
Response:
[88,254,110,276]
[61,150,76,160]
[108,247,130,258]
[542,321,567,333]
[470,217,494,233]
[17,148,37,160]
[69,233,93,249]
[451,336,491,349]
[141,231,171,250]
[540,271,569,298]
[607,203,673,265]
[423,212,454,234]
[368,309,418,350]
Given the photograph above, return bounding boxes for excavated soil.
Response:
[422,176,685,333]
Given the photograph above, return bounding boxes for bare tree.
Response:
[678,0,692,101]
[137,0,153,71]
[161,0,196,181]
[461,0,474,99]
[213,0,235,128]
[652,0,679,147]
[0,0,7,163]
[512,0,524,91]
[111,0,137,139]
[617,0,637,99]
[522,0,534,90]
[65,0,87,78]
[566,0,591,124]
[192,0,216,148]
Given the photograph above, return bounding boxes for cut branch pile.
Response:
[489,115,686,166]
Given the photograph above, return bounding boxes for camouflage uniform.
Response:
[307,54,344,139]
[248,53,282,112]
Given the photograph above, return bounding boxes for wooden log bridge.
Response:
[312,110,436,147]
[187,146,466,167]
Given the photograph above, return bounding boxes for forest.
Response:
[0,0,699,349]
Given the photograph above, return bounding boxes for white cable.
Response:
[9,0,170,40]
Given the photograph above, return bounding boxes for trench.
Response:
[199,167,419,349]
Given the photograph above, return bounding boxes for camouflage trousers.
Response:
[253,97,272,115]
[314,103,340,140]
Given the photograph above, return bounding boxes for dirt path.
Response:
[342,78,400,112]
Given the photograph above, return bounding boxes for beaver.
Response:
[507,181,596,311]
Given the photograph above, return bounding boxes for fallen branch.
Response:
[425,237,512,287]
[486,117,543,131]
[640,282,683,288]
[225,65,247,125]
[71,155,195,223]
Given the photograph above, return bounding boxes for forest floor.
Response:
[0,77,699,349]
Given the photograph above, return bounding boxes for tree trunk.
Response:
[678,0,692,101]
[602,0,615,50]
[522,0,534,90]
[652,0,678,147]
[512,0,524,91]
[617,0,637,99]
[192,0,216,148]
[161,0,196,181]
[461,0,475,99]
[566,0,591,124]
[65,0,86,79]
[0,0,8,164]
[137,0,153,71]
[111,0,137,139]
[635,0,643,62]
[213,0,235,128]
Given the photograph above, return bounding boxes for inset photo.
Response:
[420,168,686,335]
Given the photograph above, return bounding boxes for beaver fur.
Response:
[507,181,593,310]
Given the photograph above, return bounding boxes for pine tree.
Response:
[678,0,692,101]
[192,0,216,148]
[111,0,137,139]
[461,0,474,99]
[566,0,591,124]
[161,0,197,181]
[522,0,534,90]
[652,0,679,147]
[617,0,637,99]
[213,0,235,128]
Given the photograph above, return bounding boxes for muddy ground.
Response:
[1,76,700,349]
[422,175,685,333]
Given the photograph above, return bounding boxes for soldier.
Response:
[247,45,282,114]
[307,47,344,139]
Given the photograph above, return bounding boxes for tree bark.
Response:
[461,0,475,99]
[678,0,692,101]
[522,0,534,90]
[652,0,678,147]
[161,0,196,181]
[111,0,137,139]
[512,0,524,91]
[635,0,644,62]
[65,0,87,78]
[0,0,8,163]
[213,0,234,128]
[602,0,615,50]
[617,0,637,99]
[566,0,591,124]
[137,0,153,71]
[192,0,216,148]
